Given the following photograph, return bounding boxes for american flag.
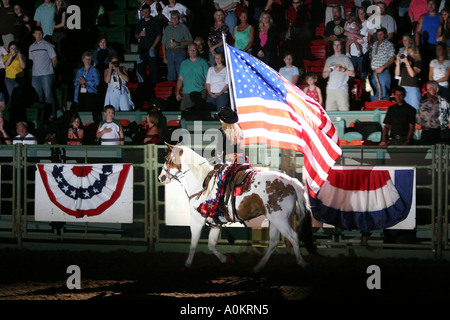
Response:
[225,44,342,197]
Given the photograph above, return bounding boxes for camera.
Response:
[112,61,120,67]
[330,66,335,71]
[400,54,406,59]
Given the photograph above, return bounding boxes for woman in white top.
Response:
[278,51,299,84]
[205,52,229,111]
[104,54,134,111]
[429,42,450,100]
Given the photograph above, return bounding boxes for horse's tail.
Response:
[292,178,317,255]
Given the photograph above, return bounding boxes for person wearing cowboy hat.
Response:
[215,105,245,164]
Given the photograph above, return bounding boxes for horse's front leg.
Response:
[184,211,205,269]
[208,225,227,263]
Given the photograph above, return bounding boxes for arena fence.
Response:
[0,143,449,260]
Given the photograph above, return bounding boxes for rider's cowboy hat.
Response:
[215,106,239,124]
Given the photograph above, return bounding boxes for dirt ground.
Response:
[1,247,449,314]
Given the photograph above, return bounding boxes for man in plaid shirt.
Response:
[370,28,395,101]
[417,81,450,144]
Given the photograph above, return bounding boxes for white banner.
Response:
[35,163,133,223]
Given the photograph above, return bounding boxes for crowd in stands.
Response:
[0,0,450,147]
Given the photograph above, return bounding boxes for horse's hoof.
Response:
[226,254,236,264]
[180,265,189,273]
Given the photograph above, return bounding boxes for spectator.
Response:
[379,86,416,145]
[243,0,272,26]
[0,40,7,103]
[398,0,412,19]
[34,0,55,40]
[67,114,84,145]
[175,43,209,111]
[13,4,32,53]
[96,105,124,146]
[52,0,67,57]
[232,9,254,53]
[207,9,229,66]
[417,80,450,144]
[73,51,100,112]
[12,121,37,145]
[429,42,450,100]
[205,52,229,111]
[324,0,345,25]
[352,7,370,80]
[367,1,397,42]
[0,0,17,50]
[395,46,422,110]
[398,33,416,56]
[303,72,324,106]
[278,51,300,85]
[162,0,190,25]
[253,11,277,68]
[0,114,10,145]
[29,26,57,121]
[194,36,209,61]
[143,110,162,144]
[344,12,363,58]
[283,0,312,60]
[369,28,395,101]
[3,41,26,102]
[135,4,162,86]
[214,0,239,35]
[161,10,192,81]
[323,39,355,111]
[409,0,429,32]
[436,8,450,53]
[0,91,4,113]
[415,0,441,77]
[139,0,165,18]
[93,37,117,77]
[104,54,134,111]
[323,5,347,49]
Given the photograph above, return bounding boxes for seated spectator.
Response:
[278,51,300,85]
[379,86,416,146]
[253,11,278,68]
[429,42,450,100]
[395,46,422,110]
[143,110,162,144]
[104,54,134,111]
[0,114,11,145]
[96,105,124,146]
[74,51,100,112]
[13,121,37,145]
[232,9,255,53]
[208,9,229,66]
[67,114,84,145]
[303,72,324,106]
[417,80,450,144]
[206,52,229,111]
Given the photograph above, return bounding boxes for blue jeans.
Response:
[206,92,229,111]
[350,55,367,81]
[225,11,237,37]
[32,74,56,116]
[402,86,421,110]
[137,48,158,85]
[5,77,18,100]
[370,69,391,101]
[166,49,186,81]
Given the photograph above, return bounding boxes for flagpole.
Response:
[222,32,236,112]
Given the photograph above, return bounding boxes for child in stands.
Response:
[303,72,323,106]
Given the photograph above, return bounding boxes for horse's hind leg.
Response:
[278,221,308,269]
[253,224,280,273]
[208,225,227,263]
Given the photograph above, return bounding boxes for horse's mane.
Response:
[178,146,213,180]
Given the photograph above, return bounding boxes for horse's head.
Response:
[158,142,184,184]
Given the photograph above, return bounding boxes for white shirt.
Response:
[162,3,190,23]
[279,66,300,83]
[206,66,228,93]
[13,133,37,145]
[430,59,450,88]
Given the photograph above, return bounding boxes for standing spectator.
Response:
[429,42,450,100]
[395,46,422,110]
[205,52,229,111]
[436,7,450,48]
[214,0,239,35]
[324,0,345,25]
[93,37,116,77]
[0,114,11,144]
[417,80,450,144]
[161,10,192,81]
[303,72,324,106]
[67,114,84,145]
[409,0,429,32]
[161,0,190,25]
[29,26,57,121]
[0,0,17,50]
[278,51,300,85]
[194,36,209,61]
[73,51,100,112]
[367,1,397,43]
[379,86,417,145]
[207,9,229,66]
[415,0,441,78]
[13,3,32,53]
[232,9,254,53]
[398,33,416,56]
[139,0,165,18]
[0,91,4,113]
[96,105,124,146]
[135,4,162,86]
[52,0,67,57]
[243,0,273,26]
[323,6,347,49]
[104,54,134,111]
[34,0,55,40]
[3,41,26,102]
[0,43,8,103]
[369,28,395,101]
[283,0,312,61]
[12,121,37,145]
[175,43,209,111]
[322,39,355,111]
[253,11,277,68]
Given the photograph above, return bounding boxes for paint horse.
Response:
[158,143,316,273]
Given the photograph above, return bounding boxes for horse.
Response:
[158,143,316,273]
